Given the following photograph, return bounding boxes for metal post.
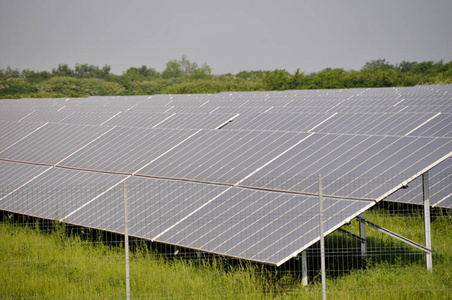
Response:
[359,212,367,260]
[422,172,432,271]
[302,250,308,286]
[319,175,327,300]
[124,182,131,300]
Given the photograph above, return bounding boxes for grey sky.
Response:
[1,0,451,75]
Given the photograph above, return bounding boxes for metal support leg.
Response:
[318,175,327,300]
[302,250,308,286]
[359,212,367,260]
[422,172,433,271]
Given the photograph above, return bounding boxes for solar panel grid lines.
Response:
[144,184,234,239]
[385,158,452,208]
[403,112,442,136]
[154,113,242,130]
[63,176,130,225]
[314,113,442,136]
[0,161,54,202]
[319,137,452,199]
[340,140,452,199]
[0,121,48,155]
[56,112,121,126]
[183,191,301,258]
[428,160,452,208]
[171,190,292,252]
[241,133,373,191]
[0,164,129,221]
[150,185,237,242]
[264,197,371,265]
[132,129,203,175]
[408,113,452,137]
[221,193,321,261]
[137,130,251,180]
[56,127,203,175]
[367,113,436,136]
[0,122,115,165]
[101,112,170,128]
[148,185,369,265]
[126,179,229,239]
[324,136,429,190]
[225,112,336,132]
[53,126,118,166]
[0,110,34,122]
[18,110,75,124]
[137,130,312,184]
[239,133,452,200]
[233,132,316,187]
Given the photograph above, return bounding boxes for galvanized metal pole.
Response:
[124,182,131,300]
[302,250,308,286]
[422,172,432,271]
[359,212,367,260]
[319,175,327,300]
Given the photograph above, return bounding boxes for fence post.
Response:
[302,250,308,286]
[359,212,367,260]
[319,174,327,300]
[124,182,131,300]
[422,172,432,271]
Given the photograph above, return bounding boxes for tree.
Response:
[397,61,417,73]
[262,69,291,90]
[162,56,212,79]
[4,66,20,78]
[361,59,395,72]
[179,55,198,76]
[162,60,183,78]
[52,64,74,77]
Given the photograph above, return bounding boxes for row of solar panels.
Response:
[0,111,450,137]
[0,160,370,266]
[2,85,452,111]
[1,86,451,207]
[1,85,451,266]
[1,120,451,202]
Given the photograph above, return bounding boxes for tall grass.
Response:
[1,209,451,299]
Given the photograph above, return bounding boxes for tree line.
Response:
[1,56,451,99]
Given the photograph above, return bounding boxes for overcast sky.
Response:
[1,0,451,75]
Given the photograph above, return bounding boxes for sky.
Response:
[1,0,451,75]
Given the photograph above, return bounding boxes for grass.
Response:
[1,209,451,299]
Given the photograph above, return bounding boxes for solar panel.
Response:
[102,112,239,130]
[240,133,452,199]
[58,128,201,174]
[225,113,336,132]
[0,84,451,267]
[0,123,113,165]
[1,166,128,221]
[311,113,444,136]
[0,110,35,122]
[385,158,452,208]
[0,121,48,153]
[18,111,75,123]
[136,130,312,184]
[0,160,51,196]
[154,186,370,265]
[407,113,452,137]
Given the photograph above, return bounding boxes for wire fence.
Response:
[1,172,451,299]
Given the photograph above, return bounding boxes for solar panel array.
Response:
[1,85,451,265]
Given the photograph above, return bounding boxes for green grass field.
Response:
[1,210,451,299]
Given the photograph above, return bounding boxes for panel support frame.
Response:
[355,216,432,255]
[359,212,367,260]
[423,172,433,271]
[301,250,308,286]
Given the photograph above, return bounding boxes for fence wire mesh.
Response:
[1,172,451,299]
